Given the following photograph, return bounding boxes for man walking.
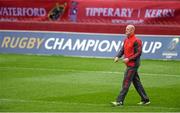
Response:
[111,25,150,106]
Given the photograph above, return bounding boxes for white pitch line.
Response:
[0,98,179,110]
[0,66,179,78]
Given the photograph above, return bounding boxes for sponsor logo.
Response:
[162,37,179,59]
[1,36,44,49]
[0,7,46,17]
[0,7,46,21]
[86,8,133,17]
[69,1,78,22]
[48,2,67,21]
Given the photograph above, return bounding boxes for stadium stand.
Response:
[0,0,179,35]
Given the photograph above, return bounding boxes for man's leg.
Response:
[133,72,150,103]
[116,67,136,104]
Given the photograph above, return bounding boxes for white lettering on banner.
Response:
[62,39,72,50]
[73,39,86,51]
[44,38,122,52]
[44,38,162,54]
[142,41,162,53]
[108,41,122,52]
[142,41,154,53]
[145,9,175,18]
[152,42,162,53]
[0,7,46,16]
[86,8,133,17]
[112,19,144,24]
[98,40,110,52]
[54,38,64,50]
[0,36,163,54]
[93,40,100,51]
[85,40,96,51]
[45,38,55,50]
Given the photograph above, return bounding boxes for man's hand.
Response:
[123,58,129,64]
[114,57,119,63]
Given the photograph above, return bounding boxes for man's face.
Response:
[125,25,135,37]
[125,26,132,36]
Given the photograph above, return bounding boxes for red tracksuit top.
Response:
[116,34,142,67]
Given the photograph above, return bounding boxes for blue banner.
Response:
[0,30,179,59]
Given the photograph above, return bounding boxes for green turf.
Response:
[0,53,180,112]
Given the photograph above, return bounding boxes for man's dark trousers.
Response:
[116,66,149,103]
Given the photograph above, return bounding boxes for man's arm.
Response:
[114,45,124,62]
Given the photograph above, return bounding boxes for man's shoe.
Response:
[111,101,123,106]
[137,101,150,105]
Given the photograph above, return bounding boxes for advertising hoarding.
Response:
[0,30,179,59]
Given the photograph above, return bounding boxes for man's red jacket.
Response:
[116,34,142,67]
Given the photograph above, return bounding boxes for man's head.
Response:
[125,25,135,37]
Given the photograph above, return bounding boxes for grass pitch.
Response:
[0,54,180,112]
